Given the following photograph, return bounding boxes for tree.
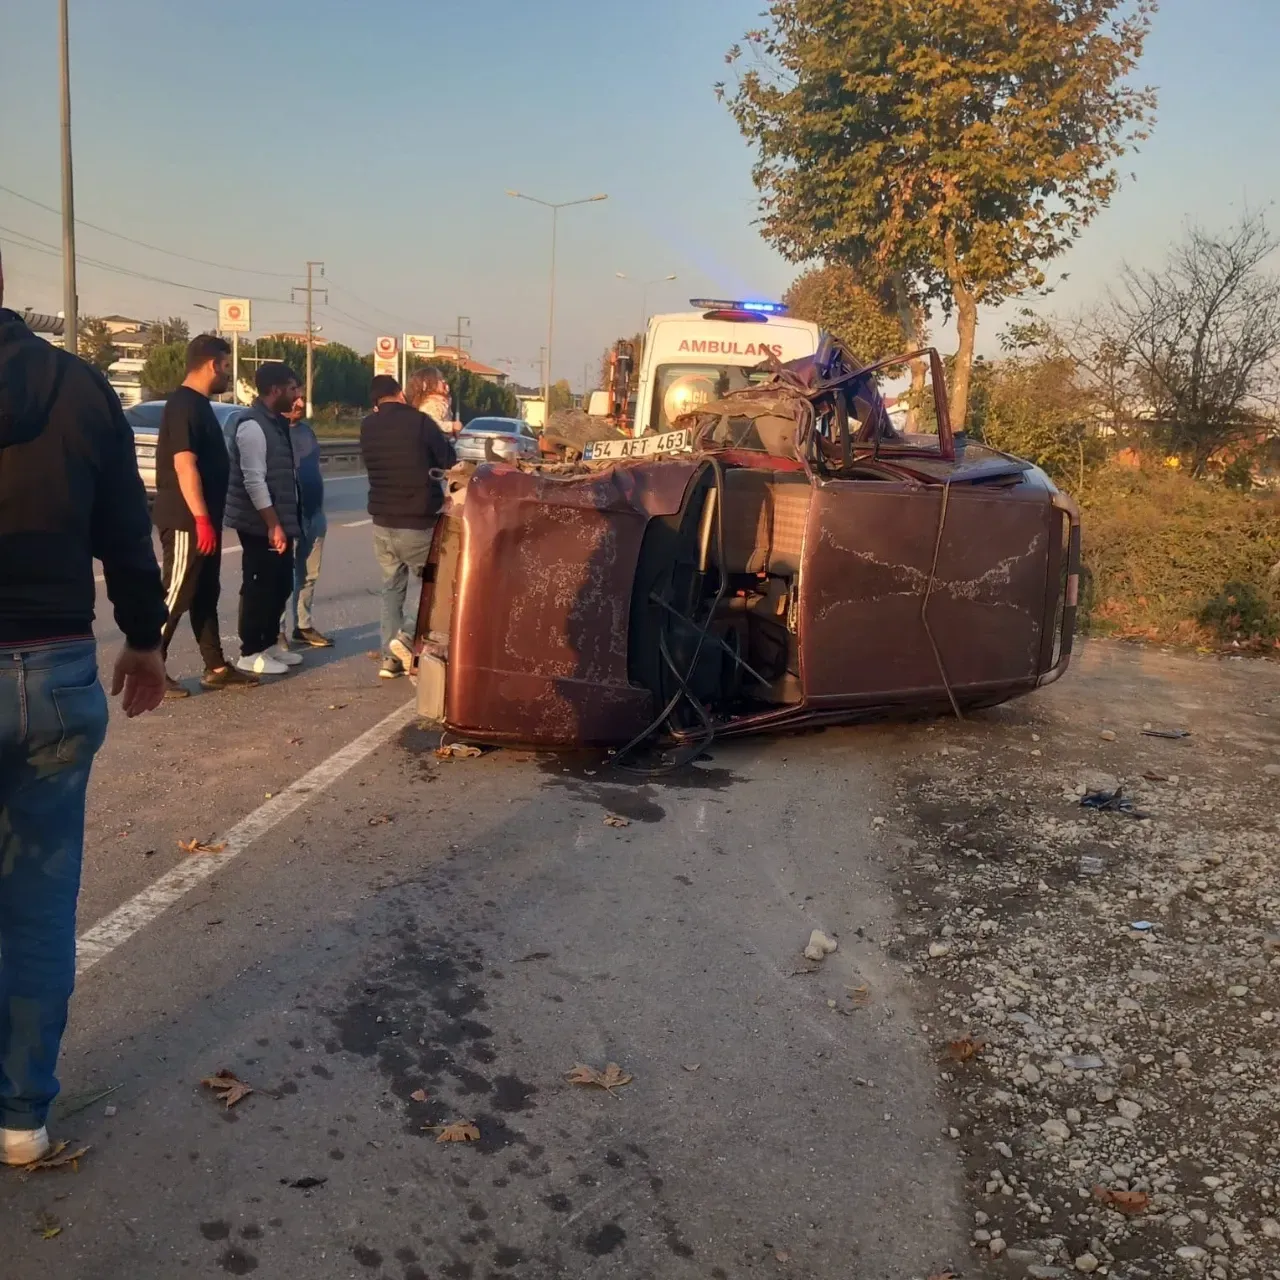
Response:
[78,316,118,374]
[1100,212,1280,476]
[782,263,907,362]
[141,341,187,398]
[145,316,189,349]
[548,379,575,414]
[722,0,1156,428]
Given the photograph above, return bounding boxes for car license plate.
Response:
[584,427,693,462]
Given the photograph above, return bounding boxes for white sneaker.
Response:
[1,1125,51,1166]
[237,651,288,676]
[267,644,303,667]
[388,636,414,670]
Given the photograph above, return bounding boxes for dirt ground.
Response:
[886,640,1280,1280]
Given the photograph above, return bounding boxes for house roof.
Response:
[432,346,504,378]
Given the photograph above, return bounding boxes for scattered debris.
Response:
[566,1062,634,1094]
[1141,769,1169,782]
[54,1083,121,1121]
[200,1069,254,1109]
[1079,787,1149,819]
[515,951,551,963]
[282,1176,327,1189]
[847,983,873,1007]
[602,814,631,828]
[409,1089,429,1103]
[1140,727,1191,739]
[1128,919,1156,932]
[433,1122,480,1143]
[33,1211,61,1239]
[287,736,303,745]
[435,743,482,760]
[178,838,227,855]
[682,1063,701,1073]
[946,1036,985,1064]
[1099,729,1117,741]
[1092,1186,1151,1216]
[326,703,348,711]
[802,929,838,962]
[367,814,392,826]
[23,1141,90,1171]
[1077,854,1106,876]
[1060,1054,1105,1071]
[928,940,953,959]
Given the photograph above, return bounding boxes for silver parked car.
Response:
[454,416,540,464]
[126,399,243,498]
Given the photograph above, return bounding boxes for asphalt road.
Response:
[1,473,965,1280]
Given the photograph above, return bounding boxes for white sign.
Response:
[218,298,251,333]
[404,333,436,356]
[374,334,398,377]
[584,426,693,461]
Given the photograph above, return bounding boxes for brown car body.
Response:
[413,343,1080,750]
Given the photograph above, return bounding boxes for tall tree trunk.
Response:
[950,285,978,431]
[889,273,926,430]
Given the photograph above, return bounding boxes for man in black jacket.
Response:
[360,375,456,679]
[0,253,166,1166]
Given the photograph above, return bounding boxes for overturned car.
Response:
[411,340,1080,754]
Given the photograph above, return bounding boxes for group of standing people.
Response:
[154,336,331,694]
[0,242,464,1165]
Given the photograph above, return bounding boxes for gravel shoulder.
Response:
[886,641,1280,1280]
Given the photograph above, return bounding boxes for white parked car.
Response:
[453,416,541,464]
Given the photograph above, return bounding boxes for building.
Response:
[430,346,508,385]
[266,331,329,348]
[18,310,147,406]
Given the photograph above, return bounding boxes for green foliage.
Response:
[1080,466,1280,645]
[981,355,1106,486]
[1198,581,1277,643]
[144,316,189,349]
[78,316,118,374]
[722,0,1155,426]
[782,263,904,362]
[1223,455,1255,492]
[244,337,371,409]
[140,341,187,398]
[548,379,575,413]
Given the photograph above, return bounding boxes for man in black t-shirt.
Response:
[154,335,256,694]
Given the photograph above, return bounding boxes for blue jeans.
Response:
[0,640,108,1130]
[289,509,327,633]
[372,524,435,658]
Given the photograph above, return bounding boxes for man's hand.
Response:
[110,646,166,717]
[268,523,288,555]
[194,514,219,557]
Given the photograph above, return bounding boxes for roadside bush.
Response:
[1079,464,1280,645]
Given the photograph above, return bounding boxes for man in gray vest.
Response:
[225,363,303,676]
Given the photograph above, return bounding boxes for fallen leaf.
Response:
[435,743,482,759]
[1093,1185,1150,1215]
[1141,770,1169,782]
[603,814,630,828]
[848,984,873,1006]
[566,1062,634,1093]
[775,1250,790,1262]
[288,736,304,745]
[178,838,226,855]
[33,1211,61,1239]
[24,1140,91,1171]
[946,1036,985,1064]
[409,1089,429,1103]
[283,1175,327,1189]
[682,1063,701,1073]
[368,814,392,826]
[434,1121,480,1143]
[201,1069,254,1109]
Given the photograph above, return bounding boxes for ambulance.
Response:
[632,299,820,436]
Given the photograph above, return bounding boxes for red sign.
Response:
[678,339,783,357]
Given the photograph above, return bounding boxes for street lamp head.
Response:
[664,273,677,281]
[589,194,608,202]
[615,272,628,280]
[505,189,522,198]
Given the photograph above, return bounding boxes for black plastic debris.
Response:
[1140,728,1191,740]
[282,1176,327,1190]
[1080,787,1149,819]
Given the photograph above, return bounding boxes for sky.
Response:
[2,0,1278,389]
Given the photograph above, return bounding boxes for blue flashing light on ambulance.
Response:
[631,298,820,436]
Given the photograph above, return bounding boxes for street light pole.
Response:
[507,190,607,418]
[617,271,677,334]
[58,0,78,354]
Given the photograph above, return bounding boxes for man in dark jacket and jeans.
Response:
[360,375,456,679]
[0,253,166,1165]
[224,363,303,677]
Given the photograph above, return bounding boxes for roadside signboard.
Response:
[404,334,436,356]
[218,298,251,333]
[374,335,398,378]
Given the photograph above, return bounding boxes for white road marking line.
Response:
[95,542,241,585]
[341,518,372,528]
[75,699,418,976]
[323,472,367,484]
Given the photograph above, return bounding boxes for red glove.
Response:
[194,515,219,557]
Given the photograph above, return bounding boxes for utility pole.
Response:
[58,0,78,354]
[445,315,471,368]
[292,261,326,416]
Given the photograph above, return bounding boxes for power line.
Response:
[0,224,293,301]
[325,278,423,334]
[0,182,295,277]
